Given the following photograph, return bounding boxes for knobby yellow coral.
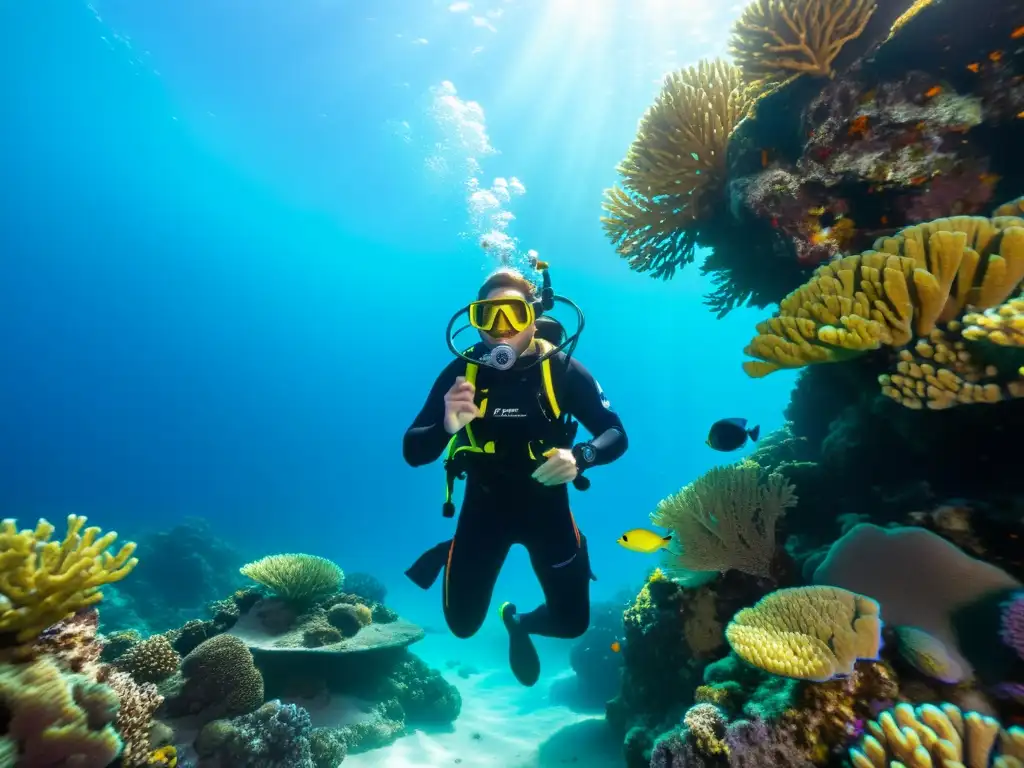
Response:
[651,459,796,578]
[725,585,882,682]
[849,702,1024,768]
[602,59,754,279]
[729,0,877,91]
[0,515,138,645]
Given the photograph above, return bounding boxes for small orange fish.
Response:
[967,62,980,73]
[990,50,1004,62]
[924,86,942,98]
[880,215,889,225]
[610,641,621,653]
[1013,26,1024,39]
[761,149,770,168]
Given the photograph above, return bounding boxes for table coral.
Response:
[0,514,138,646]
[724,585,882,682]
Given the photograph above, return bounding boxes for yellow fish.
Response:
[617,529,672,553]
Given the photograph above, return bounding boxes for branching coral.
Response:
[602,59,754,279]
[724,586,882,682]
[650,459,796,578]
[729,0,877,91]
[848,702,1024,767]
[0,515,138,645]
[240,553,343,605]
[0,656,124,766]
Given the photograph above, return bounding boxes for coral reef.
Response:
[115,634,182,684]
[103,518,246,634]
[0,514,138,647]
[195,699,315,768]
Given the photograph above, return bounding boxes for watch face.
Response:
[580,445,596,463]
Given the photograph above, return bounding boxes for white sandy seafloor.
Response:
[340,632,625,768]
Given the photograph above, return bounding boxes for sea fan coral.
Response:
[602,58,754,279]
[651,459,796,578]
[729,0,877,90]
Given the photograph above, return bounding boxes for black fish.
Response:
[706,418,760,451]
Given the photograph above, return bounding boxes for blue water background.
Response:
[0,0,796,675]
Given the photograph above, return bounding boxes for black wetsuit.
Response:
[403,344,627,645]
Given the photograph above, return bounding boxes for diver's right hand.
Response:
[443,376,482,434]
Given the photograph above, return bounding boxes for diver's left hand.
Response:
[531,448,578,486]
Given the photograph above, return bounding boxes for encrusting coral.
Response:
[729,0,877,91]
[650,459,796,578]
[848,702,1024,768]
[97,665,164,767]
[240,553,344,605]
[165,633,264,723]
[724,585,882,682]
[0,514,138,646]
[601,58,755,280]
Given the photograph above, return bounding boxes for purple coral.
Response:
[648,718,815,767]
[999,591,1024,662]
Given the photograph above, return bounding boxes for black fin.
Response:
[662,533,673,541]
[748,424,760,442]
[405,539,452,590]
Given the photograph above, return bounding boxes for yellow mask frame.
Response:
[467,297,536,337]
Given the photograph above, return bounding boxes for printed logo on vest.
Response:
[596,381,611,409]
[493,407,527,418]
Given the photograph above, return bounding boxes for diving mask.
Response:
[467,297,536,339]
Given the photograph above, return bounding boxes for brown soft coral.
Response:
[32,608,103,675]
[165,634,264,723]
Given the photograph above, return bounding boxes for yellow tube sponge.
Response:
[725,585,882,682]
[0,515,138,645]
[651,460,796,578]
[0,656,124,766]
[729,0,877,90]
[849,702,1024,768]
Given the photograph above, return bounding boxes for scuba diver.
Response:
[402,260,628,687]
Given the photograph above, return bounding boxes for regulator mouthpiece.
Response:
[481,344,518,370]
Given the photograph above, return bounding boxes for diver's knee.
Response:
[562,607,590,638]
[445,612,484,639]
